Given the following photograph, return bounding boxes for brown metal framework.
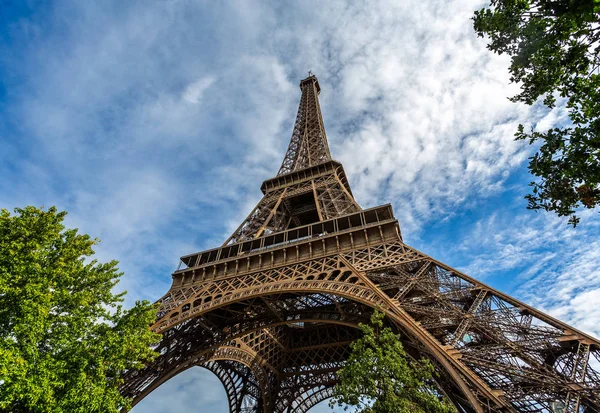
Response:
[123,75,600,413]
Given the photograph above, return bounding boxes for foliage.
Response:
[473,0,600,226]
[0,206,160,413]
[330,310,455,413]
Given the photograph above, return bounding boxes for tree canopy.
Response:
[330,310,455,413]
[0,206,160,413]
[473,0,600,226]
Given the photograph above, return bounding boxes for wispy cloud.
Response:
[438,206,600,337]
[182,76,215,104]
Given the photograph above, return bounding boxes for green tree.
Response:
[330,310,455,413]
[473,0,600,226]
[0,206,160,413]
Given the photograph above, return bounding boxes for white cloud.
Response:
[520,234,600,337]
[182,76,215,104]
[292,0,536,233]
[446,209,600,338]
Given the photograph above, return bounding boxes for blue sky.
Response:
[1,1,599,412]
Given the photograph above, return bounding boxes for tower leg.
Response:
[204,360,263,413]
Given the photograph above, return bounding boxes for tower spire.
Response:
[277,74,331,175]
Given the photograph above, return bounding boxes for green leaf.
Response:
[0,206,161,412]
[473,0,600,226]
[330,310,456,413]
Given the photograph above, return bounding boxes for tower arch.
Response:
[128,281,490,413]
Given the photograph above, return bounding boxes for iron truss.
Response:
[123,75,600,413]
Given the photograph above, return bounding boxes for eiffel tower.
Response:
[123,74,600,413]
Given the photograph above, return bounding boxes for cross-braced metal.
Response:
[123,75,600,412]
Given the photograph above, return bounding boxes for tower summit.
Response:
[124,75,600,413]
[278,74,330,175]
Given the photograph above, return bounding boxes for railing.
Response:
[175,204,398,274]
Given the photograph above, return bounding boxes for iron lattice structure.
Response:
[123,75,600,413]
